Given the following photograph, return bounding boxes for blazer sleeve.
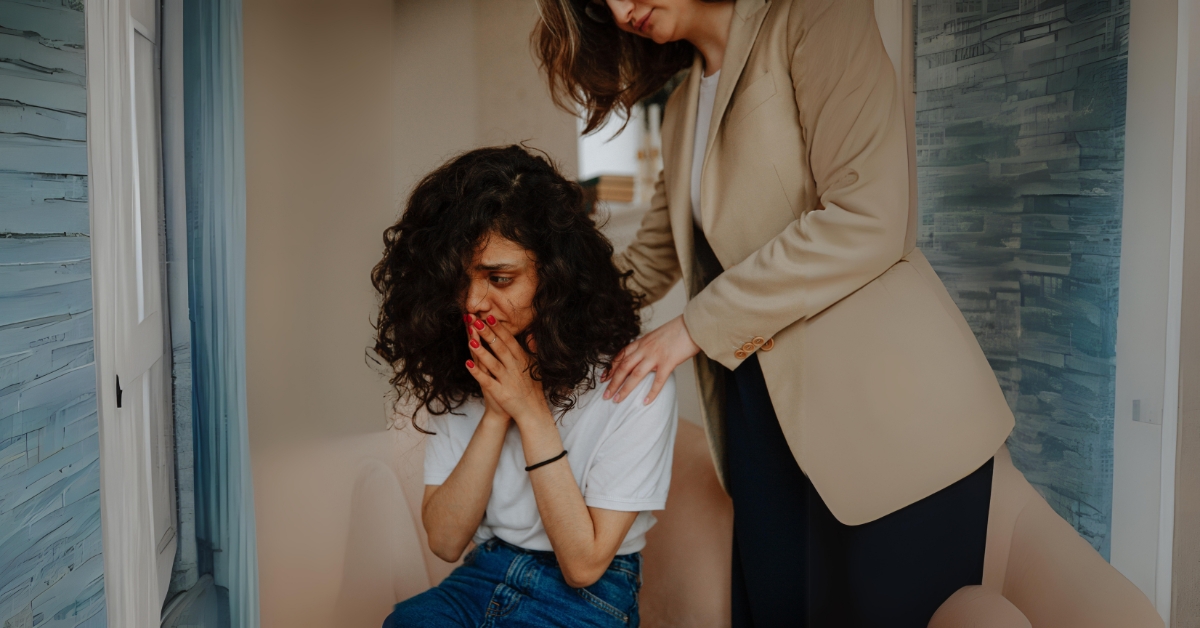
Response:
[613,168,683,306]
[682,0,909,369]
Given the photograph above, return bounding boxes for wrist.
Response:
[678,311,704,359]
[510,398,553,429]
[513,403,554,432]
[676,315,701,355]
[513,406,563,462]
[481,409,511,428]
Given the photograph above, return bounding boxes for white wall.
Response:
[244,2,415,625]
[1110,0,1183,614]
[393,0,478,199]
[473,0,579,177]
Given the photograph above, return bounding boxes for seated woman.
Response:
[372,146,678,628]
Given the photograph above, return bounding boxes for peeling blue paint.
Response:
[916,0,1127,559]
[0,0,105,625]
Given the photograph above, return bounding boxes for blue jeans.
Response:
[384,537,642,627]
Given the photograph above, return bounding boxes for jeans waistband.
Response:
[481,537,642,573]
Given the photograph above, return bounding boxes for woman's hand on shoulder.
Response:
[602,314,699,405]
[464,315,550,425]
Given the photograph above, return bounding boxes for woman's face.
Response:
[602,0,690,44]
[463,233,539,338]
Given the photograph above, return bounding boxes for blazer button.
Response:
[741,342,755,353]
[734,349,748,360]
[752,336,766,347]
[760,338,775,352]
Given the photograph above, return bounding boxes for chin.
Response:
[647,24,678,45]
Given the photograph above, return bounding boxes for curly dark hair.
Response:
[371,146,644,428]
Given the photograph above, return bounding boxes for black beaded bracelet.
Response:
[525,450,568,472]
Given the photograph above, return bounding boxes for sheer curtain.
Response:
[183,0,259,625]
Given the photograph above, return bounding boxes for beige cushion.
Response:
[937,445,1164,628]
[334,459,430,626]
[928,586,1031,628]
[639,420,734,627]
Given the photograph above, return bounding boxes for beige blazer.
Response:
[615,0,1015,525]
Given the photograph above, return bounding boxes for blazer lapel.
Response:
[663,52,704,293]
[700,0,770,230]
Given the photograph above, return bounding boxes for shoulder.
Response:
[741,0,878,53]
[780,0,877,49]
[424,397,485,437]
[566,370,678,423]
[609,372,678,428]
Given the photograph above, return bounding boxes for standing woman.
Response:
[534,0,1015,626]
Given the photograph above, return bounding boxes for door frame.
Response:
[85,1,179,625]
[1169,0,1200,623]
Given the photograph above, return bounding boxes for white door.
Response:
[125,0,178,601]
[87,0,178,619]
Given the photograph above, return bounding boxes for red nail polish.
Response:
[486,315,496,325]
[473,320,485,330]
[463,314,471,324]
[470,339,480,348]
[466,360,475,369]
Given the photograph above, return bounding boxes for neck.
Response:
[684,1,735,76]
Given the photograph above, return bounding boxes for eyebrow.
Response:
[475,262,519,271]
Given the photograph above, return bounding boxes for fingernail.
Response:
[643,397,651,405]
[603,389,612,399]
[463,314,471,324]
[486,315,496,326]
[473,320,485,330]
[470,339,480,349]
[466,360,475,369]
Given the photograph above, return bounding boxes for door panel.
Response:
[116,4,177,609]
[89,0,181,620]
[122,30,164,373]
[145,359,176,598]
[131,0,156,42]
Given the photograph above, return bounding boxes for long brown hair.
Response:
[533,0,703,133]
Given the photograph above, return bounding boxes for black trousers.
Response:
[725,354,993,628]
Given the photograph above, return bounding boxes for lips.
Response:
[635,9,652,33]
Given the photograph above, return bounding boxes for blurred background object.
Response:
[580,174,636,210]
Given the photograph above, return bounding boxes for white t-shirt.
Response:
[423,373,679,555]
[690,69,721,226]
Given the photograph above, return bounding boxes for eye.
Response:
[584,2,610,24]
[490,275,514,285]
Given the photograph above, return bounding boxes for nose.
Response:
[464,278,493,318]
[606,0,636,25]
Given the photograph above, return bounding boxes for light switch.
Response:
[1132,398,1163,425]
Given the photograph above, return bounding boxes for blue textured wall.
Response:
[0,1,107,626]
[915,0,1128,558]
